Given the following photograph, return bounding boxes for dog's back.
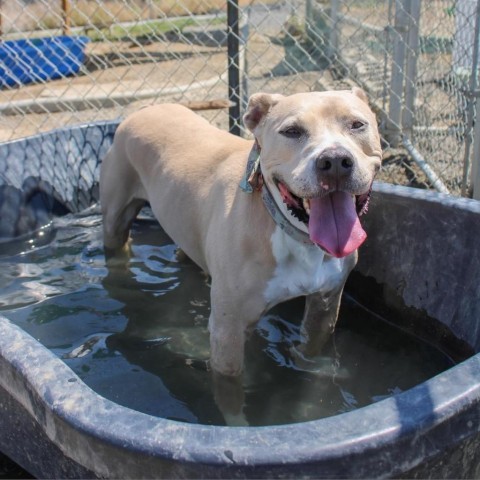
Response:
[100,104,250,267]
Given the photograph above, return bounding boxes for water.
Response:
[0,207,460,426]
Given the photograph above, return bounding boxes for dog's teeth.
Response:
[303,199,310,215]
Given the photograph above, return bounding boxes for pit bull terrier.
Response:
[100,89,382,379]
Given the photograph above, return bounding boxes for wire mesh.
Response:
[0,0,479,196]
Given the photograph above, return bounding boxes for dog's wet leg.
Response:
[211,370,248,426]
[292,286,345,367]
[102,199,145,253]
[208,286,255,425]
[100,145,146,253]
[209,317,249,425]
[209,316,245,377]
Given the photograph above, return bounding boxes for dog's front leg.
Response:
[297,286,345,359]
[209,313,249,425]
[208,287,262,426]
[211,369,247,426]
[295,255,357,363]
[209,311,246,378]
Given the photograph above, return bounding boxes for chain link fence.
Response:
[0,0,479,197]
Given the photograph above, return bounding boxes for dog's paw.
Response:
[104,238,133,266]
[289,345,349,379]
[222,411,249,427]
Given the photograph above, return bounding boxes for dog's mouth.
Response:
[276,181,371,258]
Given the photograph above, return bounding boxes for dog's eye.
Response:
[351,120,366,131]
[280,126,304,139]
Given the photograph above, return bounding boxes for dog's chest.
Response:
[264,227,347,308]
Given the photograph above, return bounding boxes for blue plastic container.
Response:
[0,35,89,87]
[0,123,479,478]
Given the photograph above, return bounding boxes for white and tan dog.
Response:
[100,89,382,379]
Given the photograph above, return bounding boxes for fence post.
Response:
[227,0,241,136]
[472,2,480,201]
[305,0,314,45]
[61,0,71,35]
[456,0,480,197]
[471,0,480,200]
[473,111,480,199]
[328,0,340,61]
[386,0,410,146]
[401,0,420,136]
[240,9,249,121]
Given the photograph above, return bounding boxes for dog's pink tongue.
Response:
[308,191,366,258]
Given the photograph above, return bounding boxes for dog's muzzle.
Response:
[239,142,372,258]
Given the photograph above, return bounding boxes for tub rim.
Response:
[1,280,480,475]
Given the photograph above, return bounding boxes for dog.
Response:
[100,89,382,382]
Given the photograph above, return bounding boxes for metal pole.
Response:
[227,0,241,136]
[305,0,313,44]
[402,0,420,135]
[402,137,450,194]
[329,0,340,61]
[382,0,394,116]
[240,9,249,122]
[472,98,480,199]
[62,0,71,35]
[387,0,409,146]
[462,0,480,197]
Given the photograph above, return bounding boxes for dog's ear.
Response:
[351,87,369,104]
[243,93,284,132]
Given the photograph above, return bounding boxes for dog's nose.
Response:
[316,146,355,177]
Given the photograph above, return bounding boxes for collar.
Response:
[240,141,314,245]
[239,140,263,193]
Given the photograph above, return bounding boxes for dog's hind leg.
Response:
[100,148,145,253]
[103,199,145,259]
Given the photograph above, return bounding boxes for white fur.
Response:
[264,227,347,309]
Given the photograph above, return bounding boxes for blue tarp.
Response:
[0,35,89,87]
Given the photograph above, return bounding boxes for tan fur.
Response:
[100,90,382,379]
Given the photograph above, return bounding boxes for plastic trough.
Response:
[0,122,480,478]
[0,35,89,87]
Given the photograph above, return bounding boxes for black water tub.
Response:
[1,122,480,479]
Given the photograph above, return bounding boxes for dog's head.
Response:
[243,89,382,258]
